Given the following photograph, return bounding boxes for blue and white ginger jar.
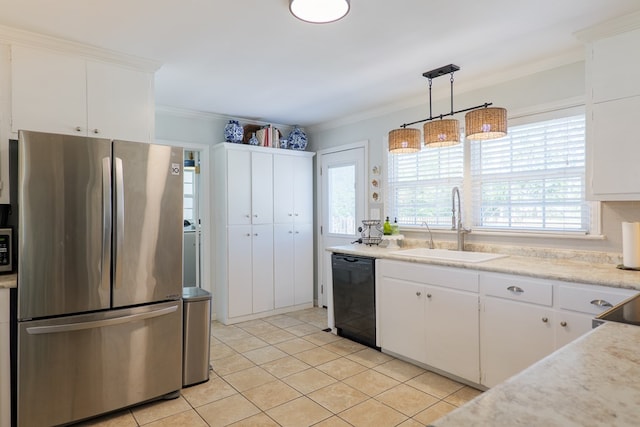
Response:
[287,126,307,150]
[224,120,244,143]
[248,132,259,146]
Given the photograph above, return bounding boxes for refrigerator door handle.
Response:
[102,157,112,291]
[25,305,179,335]
[114,157,125,289]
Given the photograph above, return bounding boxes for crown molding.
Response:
[574,11,640,42]
[155,104,293,130]
[0,24,161,72]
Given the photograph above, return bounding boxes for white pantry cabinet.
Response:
[378,260,480,383]
[0,289,10,427]
[583,26,640,200]
[11,45,154,142]
[0,43,10,204]
[213,143,314,324]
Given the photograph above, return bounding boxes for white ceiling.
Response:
[1,0,639,128]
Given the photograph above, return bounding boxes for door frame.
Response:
[156,139,212,298]
[315,140,368,308]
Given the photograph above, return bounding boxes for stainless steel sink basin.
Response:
[391,248,507,263]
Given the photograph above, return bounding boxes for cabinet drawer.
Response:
[379,260,478,292]
[481,273,553,306]
[558,285,638,315]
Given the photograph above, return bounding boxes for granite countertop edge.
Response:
[0,273,17,289]
[328,245,640,291]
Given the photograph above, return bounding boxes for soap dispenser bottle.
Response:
[392,217,399,235]
[383,216,392,235]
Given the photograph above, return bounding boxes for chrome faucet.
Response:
[451,186,470,251]
[421,221,435,249]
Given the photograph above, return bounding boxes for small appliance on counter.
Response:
[354,219,383,246]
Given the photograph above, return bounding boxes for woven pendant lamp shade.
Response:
[389,128,421,153]
[465,107,507,140]
[423,119,460,147]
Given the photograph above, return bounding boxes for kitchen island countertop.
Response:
[430,321,640,426]
[328,244,640,291]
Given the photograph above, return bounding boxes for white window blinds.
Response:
[470,115,589,232]
[387,141,463,226]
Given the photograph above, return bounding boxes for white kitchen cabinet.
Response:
[11,45,154,142]
[583,26,640,200]
[273,154,313,224]
[274,223,313,308]
[0,43,11,204]
[379,277,427,363]
[378,260,480,383]
[0,289,10,427]
[213,143,314,324]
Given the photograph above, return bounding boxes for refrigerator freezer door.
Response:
[17,300,182,427]
[17,131,112,320]
[112,141,183,307]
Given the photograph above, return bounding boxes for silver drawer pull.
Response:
[541,317,548,323]
[590,299,613,308]
[560,321,567,327]
[416,291,421,297]
[507,285,524,294]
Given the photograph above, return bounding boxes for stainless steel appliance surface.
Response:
[0,227,12,272]
[594,293,640,328]
[14,131,184,427]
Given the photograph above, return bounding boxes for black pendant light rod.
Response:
[398,63,492,129]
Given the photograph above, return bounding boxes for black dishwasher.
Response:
[332,253,378,349]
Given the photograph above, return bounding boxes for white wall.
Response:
[307,61,640,255]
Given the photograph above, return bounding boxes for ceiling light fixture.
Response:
[388,64,507,153]
[289,0,350,23]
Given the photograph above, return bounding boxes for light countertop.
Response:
[328,244,640,291]
[429,321,640,426]
[0,273,16,289]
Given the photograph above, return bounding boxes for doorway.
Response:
[183,150,201,287]
[316,142,367,312]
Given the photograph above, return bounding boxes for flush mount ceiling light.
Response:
[290,0,350,23]
[388,64,508,153]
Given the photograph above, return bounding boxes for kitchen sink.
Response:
[390,248,508,263]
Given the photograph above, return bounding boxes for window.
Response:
[327,164,357,235]
[386,110,591,233]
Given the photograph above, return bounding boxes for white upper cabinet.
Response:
[227,149,273,225]
[273,154,313,224]
[590,28,640,103]
[11,45,154,142]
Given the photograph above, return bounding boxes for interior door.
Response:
[112,141,184,307]
[319,146,366,311]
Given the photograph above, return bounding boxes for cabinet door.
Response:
[425,286,480,383]
[274,224,295,309]
[227,226,253,318]
[379,277,426,363]
[251,152,273,224]
[86,61,153,142]
[294,223,313,305]
[481,296,554,387]
[227,150,252,225]
[293,156,313,223]
[591,28,640,103]
[554,311,593,349]
[11,45,87,135]
[252,224,274,313]
[588,96,640,200]
[273,155,295,223]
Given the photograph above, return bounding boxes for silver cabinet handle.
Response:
[93,128,100,134]
[245,233,251,237]
[288,213,293,216]
[254,214,258,217]
[590,299,613,308]
[295,213,299,216]
[246,214,251,218]
[416,291,421,296]
[560,321,567,327]
[75,126,82,132]
[507,286,524,294]
[288,230,293,234]
[542,317,549,323]
[254,233,258,236]
[427,294,432,298]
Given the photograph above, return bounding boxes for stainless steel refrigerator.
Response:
[14,131,184,426]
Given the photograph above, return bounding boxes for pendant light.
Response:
[388,128,421,153]
[388,64,508,154]
[290,0,350,23]
[465,107,507,140]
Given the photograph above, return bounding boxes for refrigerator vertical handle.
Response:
[102,157,112,291]
[114,157,125,289]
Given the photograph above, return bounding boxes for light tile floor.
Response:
[77,307,481,427]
